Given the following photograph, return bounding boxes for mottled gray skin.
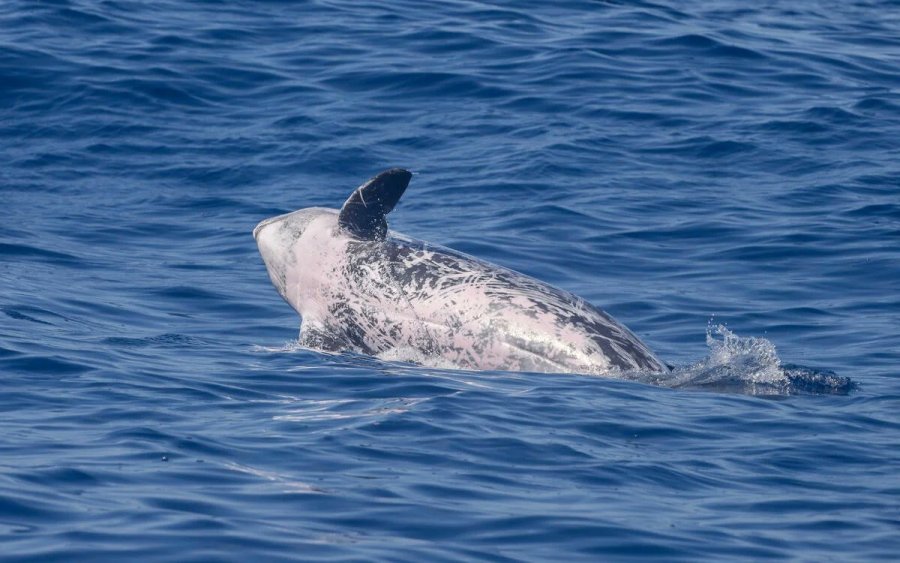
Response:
[255,207,667,376]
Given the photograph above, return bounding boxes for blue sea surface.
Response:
[2,0,899,560]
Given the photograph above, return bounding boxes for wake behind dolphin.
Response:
[254,168,667,376]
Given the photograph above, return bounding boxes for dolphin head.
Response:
[253,207,332,302]
[254,169,411,310]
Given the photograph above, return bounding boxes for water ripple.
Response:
[1,0,898,561]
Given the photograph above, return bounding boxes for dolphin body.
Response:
[254,169,667,376]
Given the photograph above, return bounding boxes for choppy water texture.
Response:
[2,0,899,560]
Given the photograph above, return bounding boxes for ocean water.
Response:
[2,0,899,560]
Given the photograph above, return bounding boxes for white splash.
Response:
[652,323,791,393]
[702,323,786,385]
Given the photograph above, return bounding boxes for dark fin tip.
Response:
[338,168,412,240]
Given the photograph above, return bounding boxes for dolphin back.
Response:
[335,235,667,375]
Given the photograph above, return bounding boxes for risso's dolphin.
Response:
[254,168,667,376]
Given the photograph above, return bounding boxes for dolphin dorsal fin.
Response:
[338,168,412,240]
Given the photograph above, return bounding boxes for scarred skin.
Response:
[254,207,667,376]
